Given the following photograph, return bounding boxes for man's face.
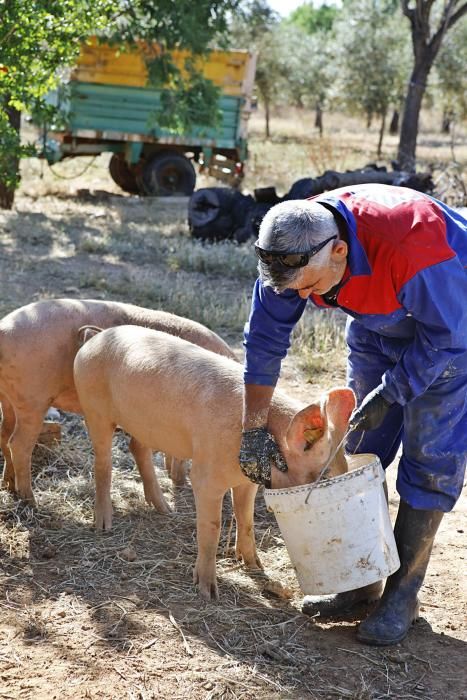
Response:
[288,240,348,298]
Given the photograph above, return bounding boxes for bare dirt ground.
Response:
[0,152,466,700]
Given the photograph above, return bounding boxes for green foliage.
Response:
[112,0,239,53]
[332,0,410,120]
[0,0,117,191]
[112,1,240,132]
[279,25,334,110]
[287,2,338,33]
[155,60,222,134]
[0,110,34,189]
[0,0,239,200]
[435,19,467,121]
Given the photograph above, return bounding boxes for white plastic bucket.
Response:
[263,454,400,595]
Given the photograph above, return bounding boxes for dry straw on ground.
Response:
[0,108,465,698]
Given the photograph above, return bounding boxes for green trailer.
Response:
[41,41,256,196]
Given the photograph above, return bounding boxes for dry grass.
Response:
[1,414,460,699]
[0,108,465,699]
[291,306,347,385]
[245,108,467,205]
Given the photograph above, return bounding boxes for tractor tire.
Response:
[141,151,196,196]
[108,154,139,195]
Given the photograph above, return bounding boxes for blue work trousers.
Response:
[345,319,467,512]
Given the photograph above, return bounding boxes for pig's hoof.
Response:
[16,489,36,506]
[198,581,219,601]
[94,509,113,531]
[146,494,172,514]
[193,567,219,601]
[243,554,263,571]
[236,547,263,571]
[2,476,16,493]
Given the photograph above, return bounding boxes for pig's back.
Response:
[74,326,243,461]
[0,299,233,409]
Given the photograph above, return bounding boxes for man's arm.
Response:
[243,279,307,387]
[239,279,307,483]
[242,383,275,430]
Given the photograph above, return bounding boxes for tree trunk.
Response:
[389,110,399,135]
[397,62,431,171]
[0,102,21,210]
[377,110,387,158]
[398,0,467,169]
[264,97,271,139]
[441,108,453,133]
[315,103,323,136]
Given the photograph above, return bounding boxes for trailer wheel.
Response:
[108,154,139,194]
[141,151,196,196]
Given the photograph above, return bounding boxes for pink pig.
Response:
[0,299,235,503]
[74,325,356,600]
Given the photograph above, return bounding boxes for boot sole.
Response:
[356,601,420,646]
[356,628,409,646]
[303,597,382,619]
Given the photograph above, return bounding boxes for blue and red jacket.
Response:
[243,184,467,405]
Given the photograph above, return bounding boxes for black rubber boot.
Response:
[357,500,444,646]
[302,580,383,618]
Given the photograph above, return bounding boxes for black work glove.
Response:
[239,427,288,488]
[349,384,393,431]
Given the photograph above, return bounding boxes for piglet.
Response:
[74,325,355,600]
[0,299,235,502]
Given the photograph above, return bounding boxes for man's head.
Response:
[256,200,348,297]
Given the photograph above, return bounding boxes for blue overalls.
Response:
[244,185,467,511]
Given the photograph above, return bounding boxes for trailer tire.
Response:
[108,154,139,194]
[141,151,196,196]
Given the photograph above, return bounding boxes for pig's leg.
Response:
[87,419,115,531]
[128,438,172,514]
[161,453,170,475]
[8,408,47,502]
[1,397,17,492]
[190,463,224,601]
[163,454,187,487]
[232,483,262,570]
[169,457,187,487]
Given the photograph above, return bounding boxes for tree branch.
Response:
[447,1,467,30]
[428,0,466,58]
[400,0,414,21]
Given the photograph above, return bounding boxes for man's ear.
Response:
[331,239,348,262]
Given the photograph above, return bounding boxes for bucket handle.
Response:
[304,431,367,504]
[304,462,330,504]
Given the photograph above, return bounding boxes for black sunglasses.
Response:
[255,235,337,269]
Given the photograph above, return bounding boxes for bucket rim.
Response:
[263,453,382,498]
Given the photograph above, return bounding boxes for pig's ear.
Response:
[78,324,103,346]
[324,388,356,429]
[286,404,325,453]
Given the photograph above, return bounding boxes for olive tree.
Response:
[397,0,467,169]
[228,0,284,137]
[0,0,118,208]
[333,0,410,156]
[433,18,467,133]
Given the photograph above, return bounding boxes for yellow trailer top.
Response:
[73,39,254,98]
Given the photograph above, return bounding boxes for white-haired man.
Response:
[239,184,467,646]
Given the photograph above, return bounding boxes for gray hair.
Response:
[257,200,339,291]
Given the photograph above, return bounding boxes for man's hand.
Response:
[239,427,288,487]
[349,384,392,431]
